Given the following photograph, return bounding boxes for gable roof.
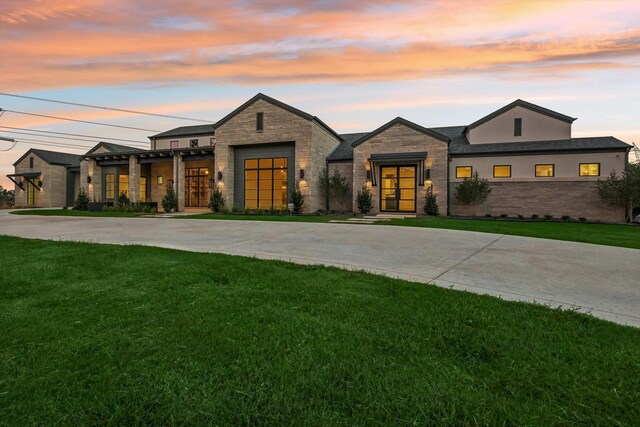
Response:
[85,141,146,155]
[214,93,343,141]
[351,117,450,148]
[327,132,370,161]
[449,136,630,156]
[149,124,215,139]
[13,148,82,167]
[467,99,577,132]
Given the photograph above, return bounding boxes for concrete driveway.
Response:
[0,211,638,327]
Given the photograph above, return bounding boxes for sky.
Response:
[1,0,639,189]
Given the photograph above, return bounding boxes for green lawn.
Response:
[1,236,638,425]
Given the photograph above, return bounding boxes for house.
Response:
[8,94,632,221]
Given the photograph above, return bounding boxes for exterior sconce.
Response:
[425,169,431,180]
[217,171,223,181]
[299,169,305,179]
[366,170,371,181]
[367,161,377,186]
[87,176,92,184]
[38,180,43,187]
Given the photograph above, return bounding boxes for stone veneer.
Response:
[352,123,449,215]
[448,181,624,222]
[14,153,67,207]
[214,98,340,213]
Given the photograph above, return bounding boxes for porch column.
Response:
[85,159,102,202]
[173,153,185,211]
[128,155,140,203]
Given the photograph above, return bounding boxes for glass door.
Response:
[380,165,416,212]
[185,168,209,207]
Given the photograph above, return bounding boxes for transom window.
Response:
[170,140,179,149]
[535,164,554,177]
[456,166,473,178]
[579,163,600,176]
[493,165,511,178]
[245,157,287,210]
[105,173,115,199]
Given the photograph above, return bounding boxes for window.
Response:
[456,166,472,178]
[29,157,34,169]
[245,157,287,209]
[493,165,511,178]
[118,174,129,197]
[514,118,522,136]
[26,179,39,206]
[579,163,600,176]
[535,164,554,177]
[170,140,179,149]
[256,112,264,131]
[105,173,115,199]
[139,177,147,202]
[156,176,163,185]
[190,139,199,147]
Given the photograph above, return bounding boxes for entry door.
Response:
[380,166,416,212]
[185,168,209,207]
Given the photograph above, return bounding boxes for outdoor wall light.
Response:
[299,169,305,179]
[366,170,371,181]
[217,171,223,180]
[38,180,43,187]
[425,169,431,180]
[87,176,92,184]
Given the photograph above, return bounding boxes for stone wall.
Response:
[352,123,449,215]
[449,181,624,222]
[149,161,173,204]
[309,122,341,212]
[13,153,66,208]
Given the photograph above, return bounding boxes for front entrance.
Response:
[185,167,209,207]
[380,165,416,212]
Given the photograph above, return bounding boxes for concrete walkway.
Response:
[1,211,638,327]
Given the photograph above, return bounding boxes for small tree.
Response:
[74,188,90,210]
[455,172,492,216]
[330,168,350,211]
[207,184,225,213]
[116,192,130,208]
[356,185,373,214]
[318,166,331,210]
[161,187,177,213]
[597,163,640,222]
[0,185,15,207]
[289,180,305,214]
[424,191,439,216]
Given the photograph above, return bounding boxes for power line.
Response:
[0,129,148,146]
[2,137,92,151]
[0,92,213,123]
[0,108,161,132]
[0,125,149,144]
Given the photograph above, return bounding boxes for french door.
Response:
[380,165,416,212]
[185,168,209,207]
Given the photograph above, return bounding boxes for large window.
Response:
[535,164,554,177]
[139,177,147,202]
[26,179,39,206]
[245,157,287,209]
[579,163,600,176]
[105,173,115,199]
[118,174,129,197]
[493,165,511,178]
[456,166,472,178]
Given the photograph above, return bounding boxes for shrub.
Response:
[579,217,587,222]
[231,204,241,214]
[455,172,492,216]
[244,208,251,215]
[517,214,524,219]
[289,181,305,214]
[356,185,373,215]
[220,207,229,214]
[207,184,225,213]
[499,214,508,218]
[269,207,277,215]
[485,213,493,218]
[161,187,177,213]
[562,215,571,221]
[531,214,539,219]
[74,188,90,211]
[597,163,640,222]
[544,214,553,220]
[424,193,439,216]
[116,192,130,208]
[330,168,350,212]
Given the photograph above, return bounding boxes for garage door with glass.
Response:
[380,165,416,212]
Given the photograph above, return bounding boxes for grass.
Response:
[11,209,149,217]
[1,236,638,425]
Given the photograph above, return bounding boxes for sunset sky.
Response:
[1,0,639,188]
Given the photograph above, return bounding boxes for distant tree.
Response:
[318,167,331,210]
[330,168,350,211]
[207,184,225,213]
[74,188,90,211]
[356,185,373,214]
[455,172,492,217]
[0,185,15,207]
[597,163,640,222]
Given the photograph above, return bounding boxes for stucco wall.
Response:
[352,123,449,215]
[154,134,215,150]
[468,106,572,144]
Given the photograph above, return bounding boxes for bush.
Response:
[424,193,439,216]
[74,188,90,211]
[544,214,553,220]
[455,172,492,216]
[485,213,493,218]
[517,214,524,219]
[531,214,539,219]
[207,184,225,213]
[244,208,251,215]
[579,217,587,222]
[562,215,571,221]
[161,187,177,213]
[289,181,305,214]
[116,192,130,208]
[231,204,241,214]
[356,185,373,215]
[499,214,508,218]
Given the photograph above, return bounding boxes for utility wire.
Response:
[0,125,149,144]
[0,92,213,123]
[0,108,161,132]
[3,136,103,151]
[0,129,148,146]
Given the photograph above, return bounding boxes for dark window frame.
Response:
[104,173,116,200]
[189,139,199,148]
[256,112,264,131]
[26,179,39,206]
[244,157,287,209]
[455,166,473,179]
[514,118,522,136]
[535,164,555,177]
[579,162,600,177]
[493,165,512,178]
[29,157,34,169]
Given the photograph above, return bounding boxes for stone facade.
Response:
[214,98,340,213]
[149,161,173,204]
[352,123,449,215]
[449,181,624,222]
[14,153,67,208]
